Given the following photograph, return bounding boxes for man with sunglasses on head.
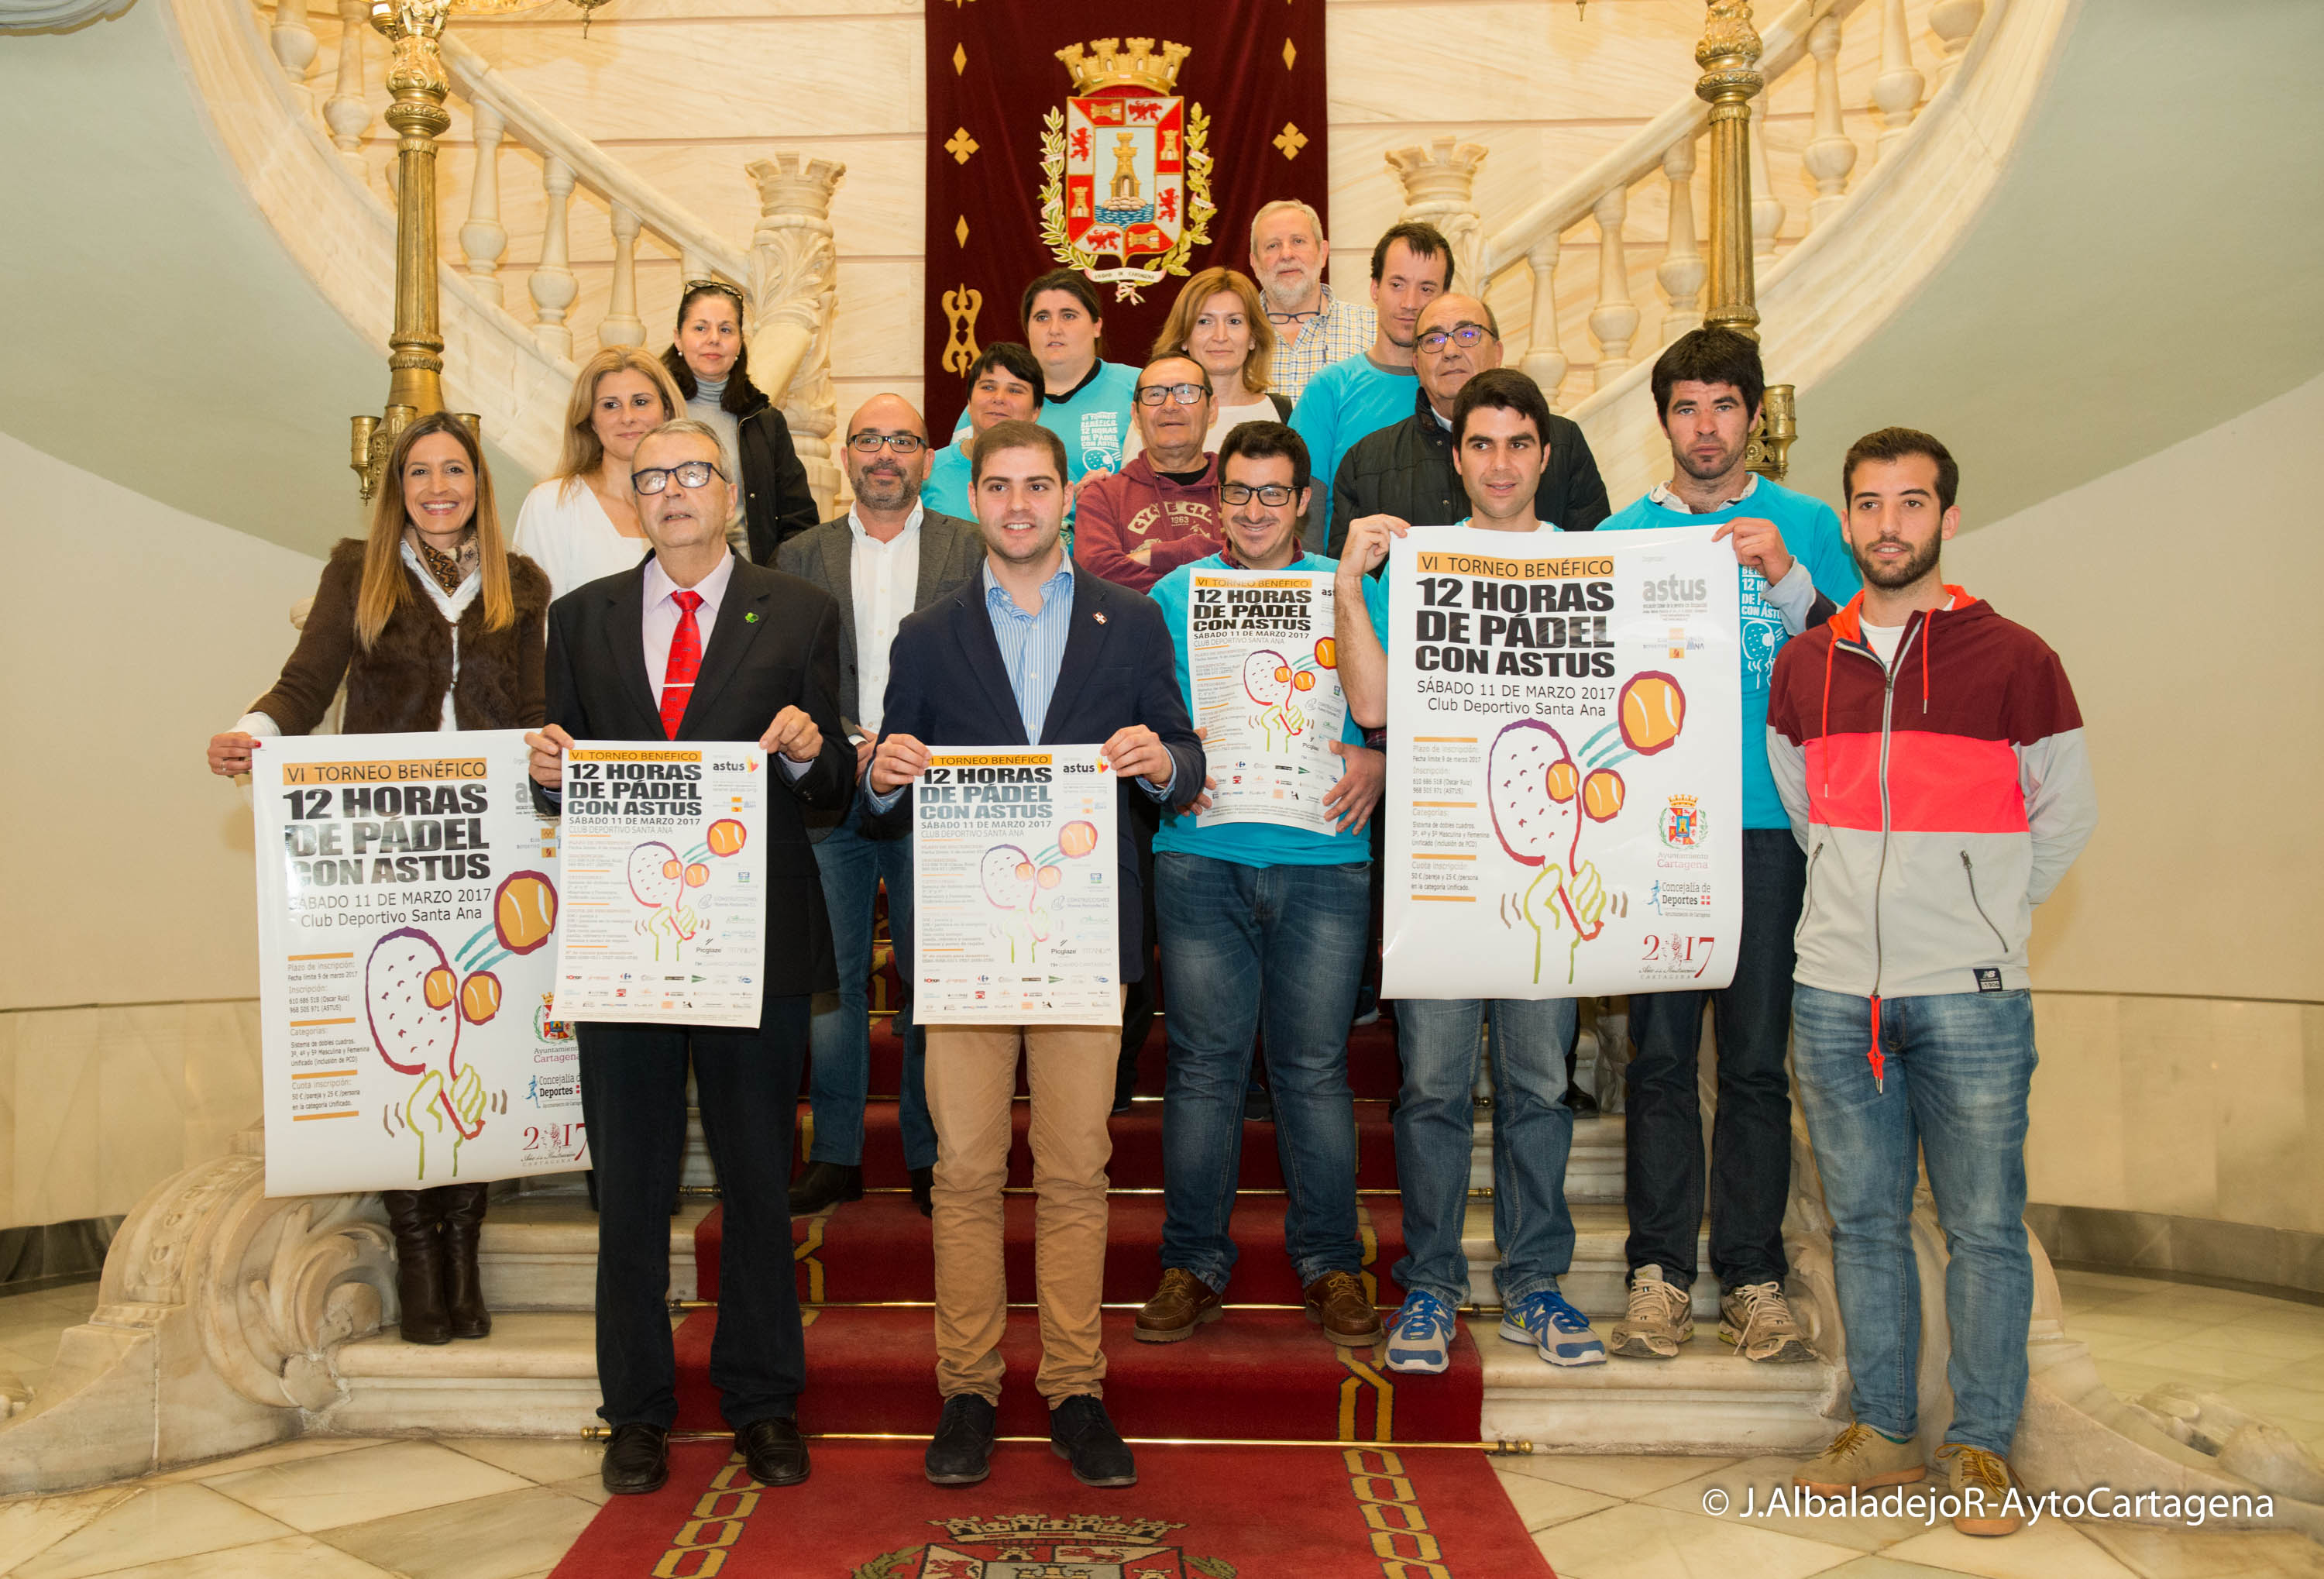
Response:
[1325,294,1608,560]
[527,418,856,1499]
[1073,355,1228,594]
[779,397,987,1217]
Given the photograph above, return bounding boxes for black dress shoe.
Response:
[737,1416,810,1487]
[909,1165,934,1217]
[925,1393,997,1486]
[789,1161,863,1215]
[1049,1394,1136,1488]
[1563,1081,1600,1117]
[600,1422,671,1495]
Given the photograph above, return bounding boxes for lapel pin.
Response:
[745,611,761,623]
[1094,611,1108,624]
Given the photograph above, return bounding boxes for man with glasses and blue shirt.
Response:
[1074,355,1228,593]
[1134,421,1389,1350]
[778,397,986,1217]
[1335,370,1608,1377]
[865,418,1204,1491]
[525,418,855,1498]
[1326,295,1608,559]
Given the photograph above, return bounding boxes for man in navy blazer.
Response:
[865,419,1203,1491]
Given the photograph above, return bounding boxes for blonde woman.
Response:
[1125,267,1290,463]
[206,410,549,1347]
[513,347,687,600]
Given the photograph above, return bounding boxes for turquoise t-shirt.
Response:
[922,435,973,521]
[1290,355,1420,517]
[947,362,1138,483]
[1598,477,1861,829]
[1150,553,1387,869]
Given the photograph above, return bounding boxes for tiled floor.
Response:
[2,1270,2320,1577]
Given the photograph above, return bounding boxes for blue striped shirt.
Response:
[982,561,1076,742]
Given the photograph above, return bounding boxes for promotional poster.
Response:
[913,746,1121,1024]
[252,731,584,1195]
[1379,526,1743,1000]
[551,743,768,1030]
[1185,568,1348,832]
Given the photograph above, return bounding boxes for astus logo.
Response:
[1642,575,1707,602]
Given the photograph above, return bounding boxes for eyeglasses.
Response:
[682,279,746,308]
[847,432,928,455]
[1135,382,1210,407]
[1417,323,1494,353]
[1220,483,1299,507]
[631,460,728,494]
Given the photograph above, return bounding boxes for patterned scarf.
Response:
[409,528,478,596]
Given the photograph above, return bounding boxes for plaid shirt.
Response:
[1267,284,1377,405]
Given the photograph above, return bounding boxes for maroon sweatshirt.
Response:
[1072,452,1222,593]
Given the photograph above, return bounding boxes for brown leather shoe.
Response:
[1305,1271,1387,1347]
[1133,1268,1223,1343]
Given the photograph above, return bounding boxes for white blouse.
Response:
[511,476,651,603]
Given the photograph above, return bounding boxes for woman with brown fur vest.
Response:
[207,411,549,1346]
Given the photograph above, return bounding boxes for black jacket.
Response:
[736,394,821,565]
[868,568,1205,982]
[534,554,857,997]
[1325,387,1611,558]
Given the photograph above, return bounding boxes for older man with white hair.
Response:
[1248,198,1376,404]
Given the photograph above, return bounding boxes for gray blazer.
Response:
[777,507,985,832]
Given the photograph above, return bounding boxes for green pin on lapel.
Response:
[745,611,761,623]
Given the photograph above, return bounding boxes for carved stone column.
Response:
[746,154,848,521]
[1695,1,1765,342]
[1384,136,1489,298]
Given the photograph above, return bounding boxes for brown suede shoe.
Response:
[1133,1268,1223,1343]
[1304,1271,1387,1347]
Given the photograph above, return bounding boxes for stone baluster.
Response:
[1656,136,1705,342]
[1872,0,1926,159]
[1517,239,1568,411]
[1586,185,1638,390]
[1748,96,1783,271]
[1383,136,1490,298]
[270,0,317,83]
[530,155,578,360]
[746,154,849,518]
[1928,0,1985,89]
[600,204,646,349]
[1803,10,1857,228]
[679,245,711,287]
[321,0,373,164]
[459,100,507,308]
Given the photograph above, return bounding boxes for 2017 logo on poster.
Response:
[1040,36,1215,304]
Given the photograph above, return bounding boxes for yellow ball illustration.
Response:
[1582,768,1626,821]
[424,966,457,1010]
[1619,673,1686,755]
[684,862,710,888]
[1544,759,1578,803]
[1058,820,1101,859]
[459,970,503,1025]
[706,818,748,857]
[494,872,558,955]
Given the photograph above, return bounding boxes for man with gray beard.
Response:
[1249,198,1377,404]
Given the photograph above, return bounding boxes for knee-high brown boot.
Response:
[437,1182,493,1340]
[384,1189,451,1344]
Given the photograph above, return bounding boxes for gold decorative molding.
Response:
[941,286,984,377]
[1054,36,1189,95]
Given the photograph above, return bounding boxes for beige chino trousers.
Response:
[924,989,1125,1405]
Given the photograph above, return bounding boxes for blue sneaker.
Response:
[1500,1290,1607,1367]
[1384,1291,1456,1374]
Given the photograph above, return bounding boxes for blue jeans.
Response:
[1392,996,1578,1309]
[1155,853,1369,1291]
[1792,984,2037,1454]
[806,803,934,1170]
[1624,828,1803,1291]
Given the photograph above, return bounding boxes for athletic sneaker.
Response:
[1383,1291,1456,1374]
[1796,1422,1926,1492]
[1936,1443,2023,1536]
[1499,1289,1606,1367]
[1720,1281,1815,1363]
[1609,1264,1694,1359]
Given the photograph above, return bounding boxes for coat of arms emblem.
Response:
[1040,37,1215,304]
[853,1512,1236,1578]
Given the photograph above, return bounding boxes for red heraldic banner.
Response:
[924,3,1329,436]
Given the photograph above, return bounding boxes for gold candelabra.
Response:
[1693,2,1795,481]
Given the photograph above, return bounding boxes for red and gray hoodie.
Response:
[1765,587,2097,1084]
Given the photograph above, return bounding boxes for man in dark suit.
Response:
[777,395,985,1218]
[865,419,1203,1492]
[526,418,855,1498]
[1325,294,1609,557]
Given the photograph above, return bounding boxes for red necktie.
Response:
[659,589,704,738]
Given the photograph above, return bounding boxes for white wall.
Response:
[0,434,319,1230]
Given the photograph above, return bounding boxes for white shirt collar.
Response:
[1646,472,1759,511]
[847,501,925,545]
[642,546,737,614]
